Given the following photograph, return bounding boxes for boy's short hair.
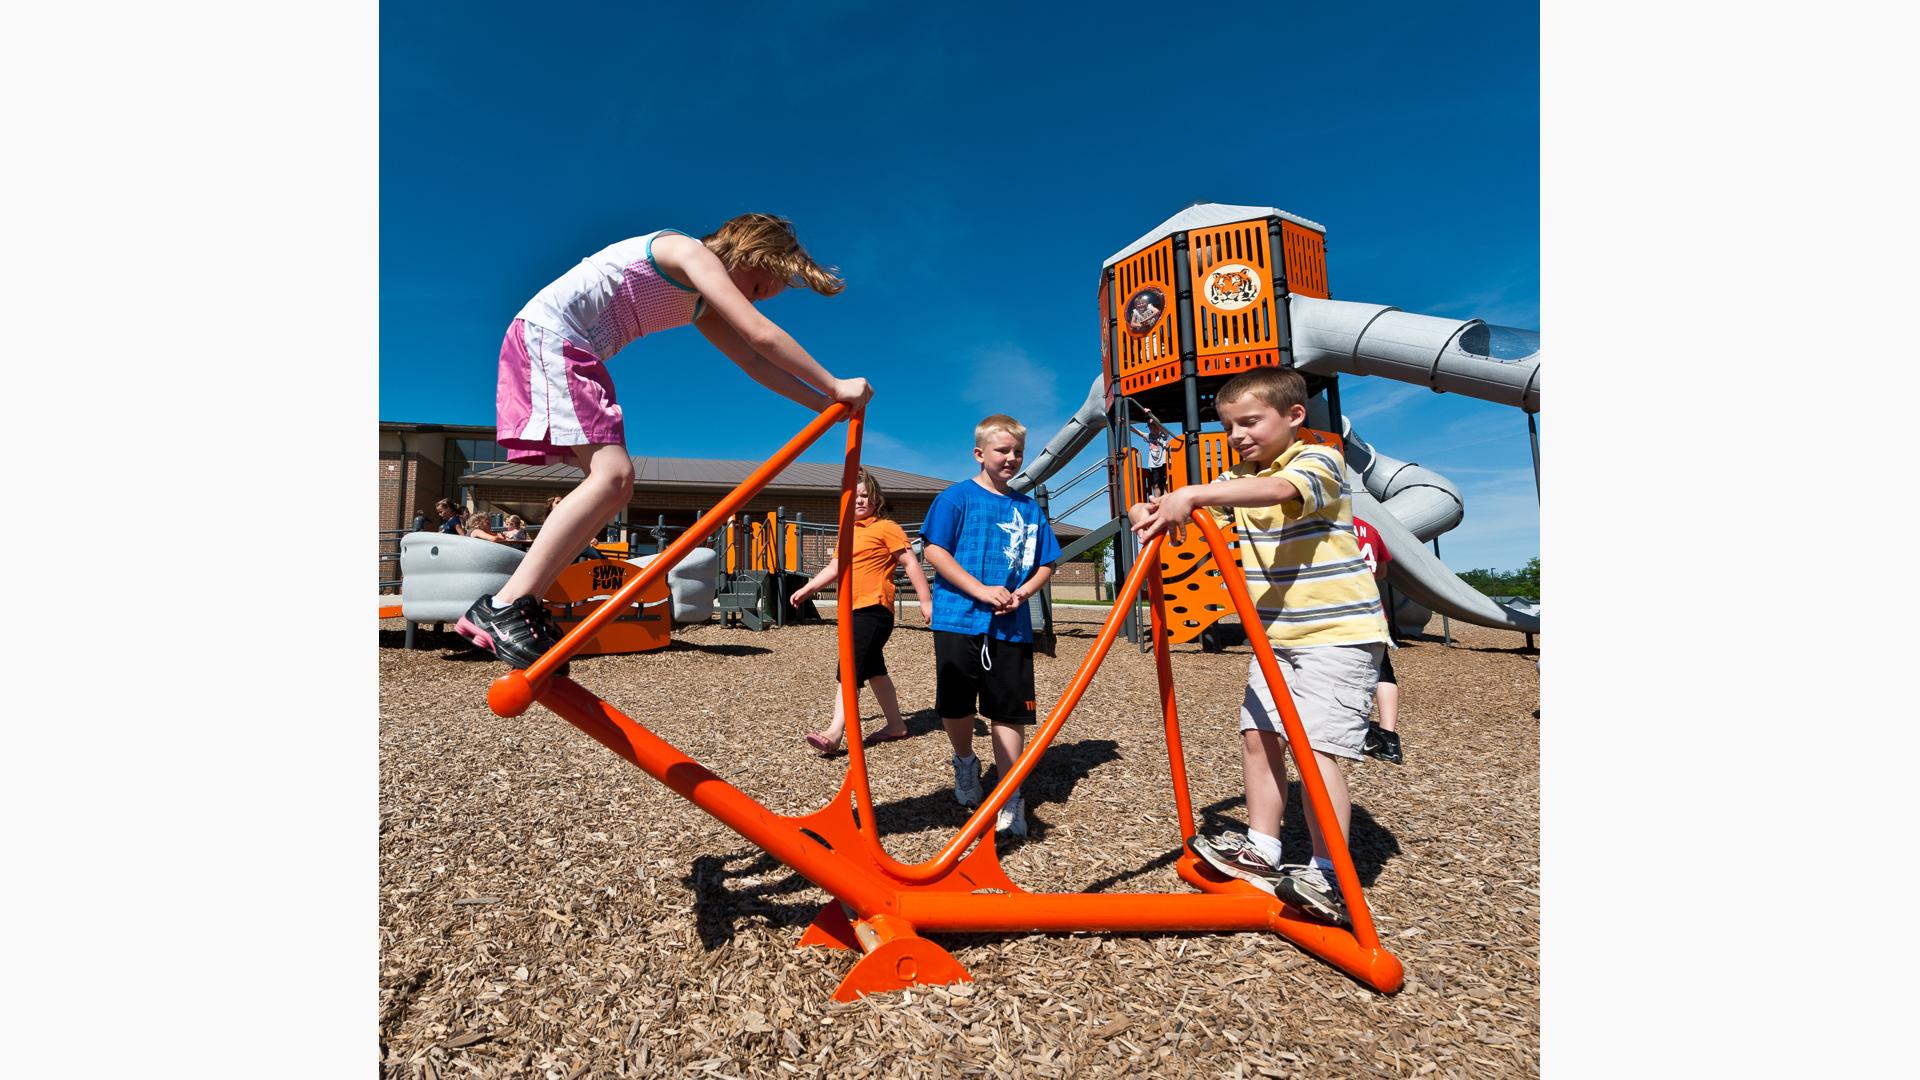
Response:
[975,414,1027,446]
[1215,365,1308,414]
[702,212,846,295]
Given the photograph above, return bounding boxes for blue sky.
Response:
[380,1,1539,573]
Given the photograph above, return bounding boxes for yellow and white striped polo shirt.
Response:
[1206,439,1390,649]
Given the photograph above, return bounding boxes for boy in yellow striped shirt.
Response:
[1129,366,1388,926]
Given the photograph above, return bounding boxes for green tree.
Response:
[1083,536,1115,598]
[1459,555,1539,601]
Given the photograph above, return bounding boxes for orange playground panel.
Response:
[541,557,672,655]
[482,405,1402,1000]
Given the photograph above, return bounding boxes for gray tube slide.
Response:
[1290,296,1540,413]
[1343,420,1461,542]
[1010,372,1107,494]
[1351,488,1539,634]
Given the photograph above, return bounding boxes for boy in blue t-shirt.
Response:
[919,414,1062,839]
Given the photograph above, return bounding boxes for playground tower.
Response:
[1100,204,1343,641]
[1094,202,1542,644]
[1100,203,1337,499]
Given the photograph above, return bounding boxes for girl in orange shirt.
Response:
[791,469,933,756]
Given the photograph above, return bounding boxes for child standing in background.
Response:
[790,469,933,756]
[1351,515,1404,764]
[920,415,1062,839]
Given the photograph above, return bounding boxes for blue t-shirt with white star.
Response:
[920,479,1062,642]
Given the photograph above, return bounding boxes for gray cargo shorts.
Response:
[1240,642,1385,760]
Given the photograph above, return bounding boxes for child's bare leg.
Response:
[942,715,975,758]
[1294,747,1352,863]
[812,689,850,749]
[1376,681,1401,733]
[868,675,907,736]
[1242,729,1290,840]
[989,722,1024,782]
[496,444,634,604]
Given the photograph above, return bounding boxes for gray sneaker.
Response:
[952,756,983,808]
[1275,864,1351,927]
[995,790,1027,838]
[1186,830,1284,894]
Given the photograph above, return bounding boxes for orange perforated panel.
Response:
[1156,522,1238,644]
[1196,348,1281,379]
[1280,220,1328,298]
[1168,432,1240,487]
[1295,427,1344,453]
[1111,239,1179,397]
[1187,220,1280,362]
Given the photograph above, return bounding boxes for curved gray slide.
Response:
[1290,295,1540,413]
[1342,420,1462,542]
[1010,372,1107,495]
[1285,290,1541,634]
[1354,486,1539,634]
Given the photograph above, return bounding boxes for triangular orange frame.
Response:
[483,406,1403,999]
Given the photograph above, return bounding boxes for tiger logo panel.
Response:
[1203,263,1261,311]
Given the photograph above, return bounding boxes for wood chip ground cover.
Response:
[380,608,1539,1078]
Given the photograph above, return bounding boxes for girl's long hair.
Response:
[702,212,845,295]
[857,468,891,520]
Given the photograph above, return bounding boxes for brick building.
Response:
[379,421,1105,600]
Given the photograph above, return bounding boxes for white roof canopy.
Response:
[1102,202,1326,269]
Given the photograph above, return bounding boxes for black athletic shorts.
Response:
[934,630,1036,725]
[834,605,894,686]
[1378,649,1397,685]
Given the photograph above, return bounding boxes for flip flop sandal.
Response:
[804,733,842,757]
[863,729,912,746]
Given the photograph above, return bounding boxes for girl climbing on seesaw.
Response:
[457,214,873,668]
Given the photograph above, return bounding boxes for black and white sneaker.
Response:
[1187,830,1286,895]
[455,594,566,670]
[1275,864,1351,927]
[1362,722,1404,765]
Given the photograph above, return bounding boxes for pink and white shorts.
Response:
[494,318,624,465]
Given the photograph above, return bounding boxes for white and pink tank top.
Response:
[514,230,705,359]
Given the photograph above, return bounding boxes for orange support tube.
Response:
[1146,565,1199,841]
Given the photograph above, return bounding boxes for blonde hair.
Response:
[702,213,845,295]
[855,468,892,519]
[974,414,1027,447]
[1215,365,1308,414]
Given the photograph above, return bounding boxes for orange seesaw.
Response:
[484,403,1403,999]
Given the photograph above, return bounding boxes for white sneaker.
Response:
[995,791,1027,838]
[952,756,983,808]
[1274,863,1350,926]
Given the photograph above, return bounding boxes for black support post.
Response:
[1172,231,1202,487]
